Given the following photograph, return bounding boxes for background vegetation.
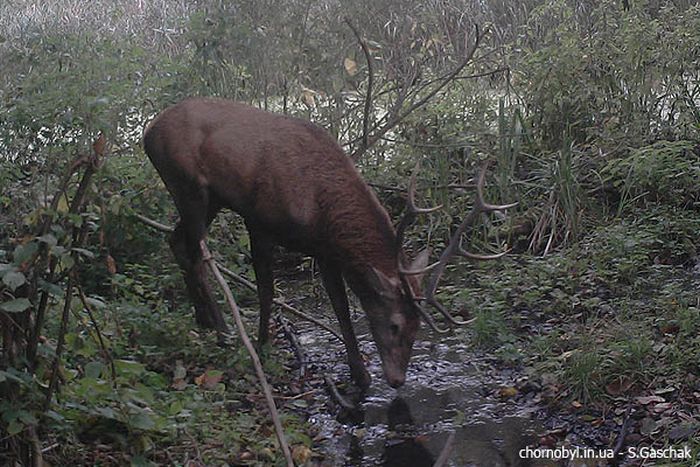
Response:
[1,0,698,465]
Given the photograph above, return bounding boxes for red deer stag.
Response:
[143,97,515,389]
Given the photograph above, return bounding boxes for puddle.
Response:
[287,299,552,467]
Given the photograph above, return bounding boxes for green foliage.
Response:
[603,140,700,212]
[516,1,700,148]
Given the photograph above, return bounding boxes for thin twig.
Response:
[350,24,482,161]
[433,431,456,467]
[277,315,306,381]
[28,426,44,466]
[611,401,633,465]
[134,212,174,232]
[44,272,74,411]
[75,283,117,383]
[200,242,294,467]
[323,375,357,411]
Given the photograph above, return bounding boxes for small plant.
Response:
[564,348,602,403]
[528,140,583,255]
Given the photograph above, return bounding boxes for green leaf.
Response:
[38,278,65,297]
[45,410,65,422]
[0,370,28,384]
[131,454,154,467]
[72,247,95,259]
[129,412,155,431]
[85,297,106,309]
[95,407,117,420]
[168,400,184,416]
[115,359,145,377]
[37,234,57,247]
[2,271,26,291]
[12,242,38,266]
[17,410,37,425]
[85,361,104,379]
[7,419,23,436]
[1,298,31,313]
[60,255,75,271]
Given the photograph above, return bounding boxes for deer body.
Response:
[144,97,425,388]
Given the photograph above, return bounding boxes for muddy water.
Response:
[289,304,551,467]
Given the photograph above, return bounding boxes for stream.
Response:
[280,288,555,467]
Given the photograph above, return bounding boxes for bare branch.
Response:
[133,213,174,232]
[201,241,294,467]
[434,431,456,467]
[324,375,358,411]
[351,24,483,162]
[345,18,374,156]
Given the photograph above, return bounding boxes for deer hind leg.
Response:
[247,224,275,350]
[169,192,227,332]
[319,260,371,390]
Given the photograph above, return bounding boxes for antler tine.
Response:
[426,295,477,326]
[407,168,443,215]
[459,162,516,259]
[458,236,512,260]
[459,249,510,260]
[398,260,440,276]
[475,163,519,212]
[415,303,452,333]
[396,162,443,248]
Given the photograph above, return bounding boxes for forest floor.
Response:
[38,211,699,466]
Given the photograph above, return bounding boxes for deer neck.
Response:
[322,182,399,280]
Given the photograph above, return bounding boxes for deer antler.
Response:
[399,162,517,333]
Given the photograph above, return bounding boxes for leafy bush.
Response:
[603,140,700,212]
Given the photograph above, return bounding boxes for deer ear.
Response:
[367,267,400,298]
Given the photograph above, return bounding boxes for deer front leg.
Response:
[248,225,275,350]
[319,260,371,390]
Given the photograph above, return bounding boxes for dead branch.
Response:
[76,283,117,383]
[44,272,75,411]
[133,212,174,232]
[201,241,294,467]
[611,401,633,465]
[277,315,306,381]
[323,375,358,411]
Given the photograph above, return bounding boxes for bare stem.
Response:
[200,242,294,467]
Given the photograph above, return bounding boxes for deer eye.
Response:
[390,323,400,335]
